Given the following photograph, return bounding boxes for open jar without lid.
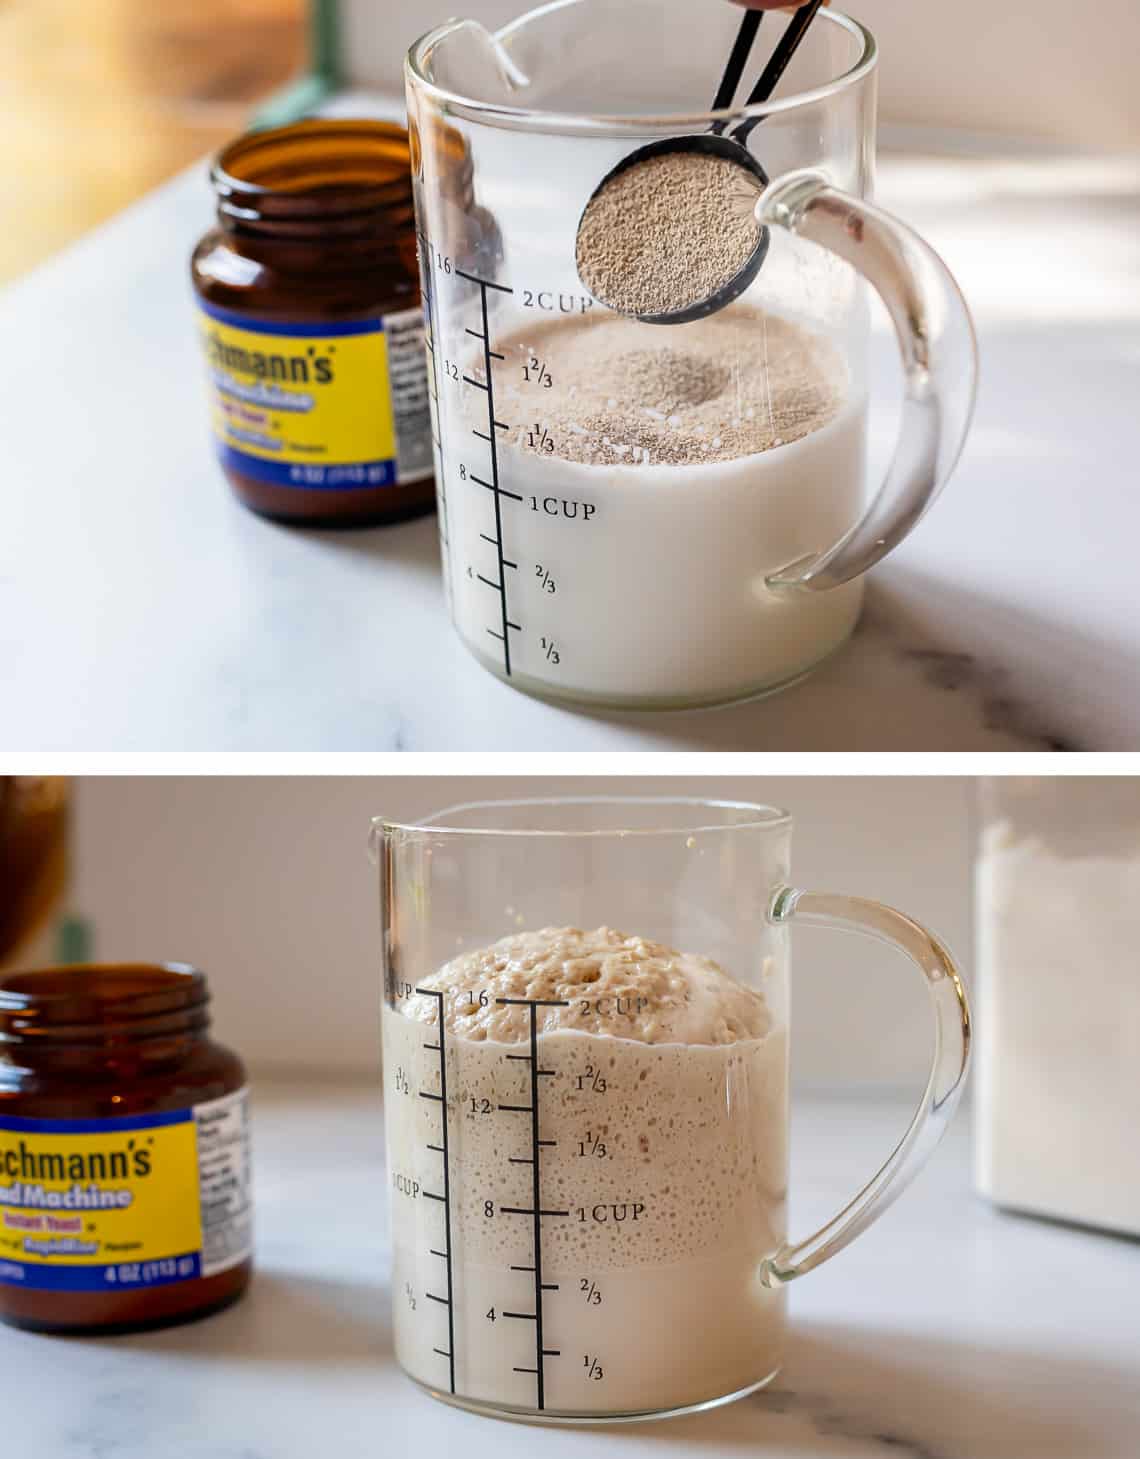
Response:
[191,119,436,527]
[0,963,252,1333]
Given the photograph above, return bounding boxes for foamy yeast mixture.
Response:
[445,305,867,705]
[384,927,788,1413]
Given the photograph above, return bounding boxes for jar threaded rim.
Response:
[0,964,211,1045]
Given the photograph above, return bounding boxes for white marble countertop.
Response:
[7,1084,1138,1457]
[3,120,1138,750]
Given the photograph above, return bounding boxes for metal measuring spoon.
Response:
[575,0,823,325]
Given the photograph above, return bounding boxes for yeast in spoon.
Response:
[576,146,766,321]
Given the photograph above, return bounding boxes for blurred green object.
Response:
[254,0,341,129]
[56,916,93,965]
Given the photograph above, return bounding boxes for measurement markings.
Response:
[418,243,450,556]
[479,535,517,556]
[508,1269,560,1289]
[457,269,517,676]
[471,474,523,502]
[455,268,512,293]
[495,996,569,1411]
[463,332,507,360]
[415,986,456,1395]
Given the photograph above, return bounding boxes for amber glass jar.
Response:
[0,964,251,1334]
[0,778,69,970]
[191,120,435,527]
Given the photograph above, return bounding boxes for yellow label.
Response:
[0,1092,251,1292]
[197,303,431,491]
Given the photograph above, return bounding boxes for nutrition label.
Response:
[195,1089,253,1277]
[384,306,434,484]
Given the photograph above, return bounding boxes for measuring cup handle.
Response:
[757,170,979,592]
[761,885,972,1287]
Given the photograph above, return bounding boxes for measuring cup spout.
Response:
[367,817,391,866]
[413,17,532,102]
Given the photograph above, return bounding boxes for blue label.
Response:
[0,1252,202,1291]
[217,445,399,490]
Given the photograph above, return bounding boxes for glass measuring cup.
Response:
[406,3,977,711]
[374,798,971,1423]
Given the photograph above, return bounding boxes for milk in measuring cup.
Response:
[383,927,788,1415]
[442,305,865,708]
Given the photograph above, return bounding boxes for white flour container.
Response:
[975,778,1140,1237]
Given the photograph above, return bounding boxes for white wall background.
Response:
[343,0,1140,147]
[72,777,974,1091]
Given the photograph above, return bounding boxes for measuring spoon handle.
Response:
[757,169,978,593]
[710,8,764,132]
[732,0,825,145]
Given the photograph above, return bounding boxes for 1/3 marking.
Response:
[525,424,555,454]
